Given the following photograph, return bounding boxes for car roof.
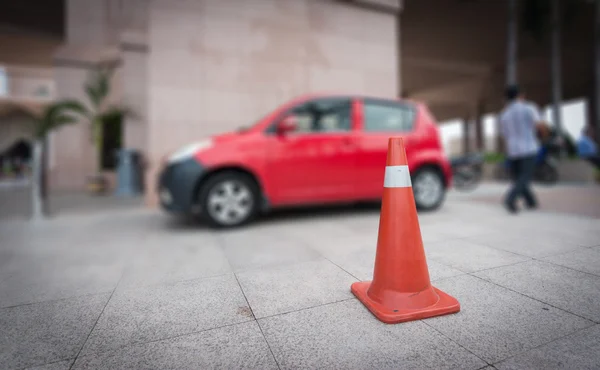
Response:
[296,92,422,107]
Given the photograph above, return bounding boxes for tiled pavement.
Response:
[470,182,600,219]
[1,185,599,369]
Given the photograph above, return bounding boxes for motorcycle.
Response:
[495,139,561,185]
[450,152,485,191]
[533,145,559,184]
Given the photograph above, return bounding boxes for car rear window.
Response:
[363,99,416,133]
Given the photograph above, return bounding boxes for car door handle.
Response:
[341,138,356,150]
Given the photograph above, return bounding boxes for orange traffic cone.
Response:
[351,137,460,324]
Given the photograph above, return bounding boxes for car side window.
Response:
[363,100,416,133]
[288,98,352,134]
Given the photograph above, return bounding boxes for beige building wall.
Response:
[46,0,400,201]
[146,0,400,206]
[49,0,149,190]
[3,65,55,99]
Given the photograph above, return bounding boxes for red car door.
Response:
[354,98,420,199]
[265,97,359,205]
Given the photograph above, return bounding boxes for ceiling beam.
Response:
[403,56,491,76]
[329,0,401,14]
[407,75,490,102]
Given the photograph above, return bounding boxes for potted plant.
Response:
[29,100,86,220]
[79,65,134,195]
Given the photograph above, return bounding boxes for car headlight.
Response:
[167,140,212,164]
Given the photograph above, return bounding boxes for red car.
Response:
[158,94,452,228]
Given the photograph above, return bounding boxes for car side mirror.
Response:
[277,115,298,136]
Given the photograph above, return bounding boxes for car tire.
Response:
[412,167,446,211]
[198,171,260,228]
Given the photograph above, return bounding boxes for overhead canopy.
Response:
[401,0,595,122]
[0,0,596,125]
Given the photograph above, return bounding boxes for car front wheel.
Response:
[198,171,260,228]
[412,167,446,211]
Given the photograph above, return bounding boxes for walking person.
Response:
[499,85,543,213]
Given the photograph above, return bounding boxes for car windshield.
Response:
[237,109,278,133]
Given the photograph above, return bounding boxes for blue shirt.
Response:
[499,101,541,159]
[577,135,598,157]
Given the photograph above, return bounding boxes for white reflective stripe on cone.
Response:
[383,165,412,188]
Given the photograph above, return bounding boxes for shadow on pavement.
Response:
[162,202,383,231]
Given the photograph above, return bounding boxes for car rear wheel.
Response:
[198,171,260,228]
[412,167,446,211]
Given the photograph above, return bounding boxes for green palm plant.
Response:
[30,100,86,219]
[33,101,87,139]
[81,65,134,176]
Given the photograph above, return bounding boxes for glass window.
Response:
[286,98,352,134]
[363,100,416,133]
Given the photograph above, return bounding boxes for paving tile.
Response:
[425,238,530,273]
[475,260,600,322]
[259,299,486,370]
[0,262,122,308]
[495,324,600,370]
[327,247,464,282]
[429,222,500,238]
[81,274,252,355]
[542,248,600,276]
[236,259,356,318]
[329,212,380,233]
[322,247,376,281]
[219,230,322,272]
[467,232,587,258]
[542,227,600,248]
[0,293,109,369]
[119,238,231,287]
[25,359,74,370]
[280,220,379,256]
[420,230,454,244]
[73,321,278,370]
[525,212,600,234]
[0,239,126,308]
[425,275,592,364]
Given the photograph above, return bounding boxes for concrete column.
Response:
[496,116,505,154]
[474,102,484,152]
[462,118,471,155]
[500,0,517,155]
[120,31,149,192]
[506,0,518,85]
[587,93,598,142]
[120,35,148,153]
[594,0,600,140]
[550,0,564,140]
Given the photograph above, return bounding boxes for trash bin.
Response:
[115,148,142,197]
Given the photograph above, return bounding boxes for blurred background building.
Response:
[0,0,597,206]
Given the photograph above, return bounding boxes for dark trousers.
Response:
[505,155,538,208]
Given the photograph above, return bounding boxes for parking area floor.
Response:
[1,184,599,369]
